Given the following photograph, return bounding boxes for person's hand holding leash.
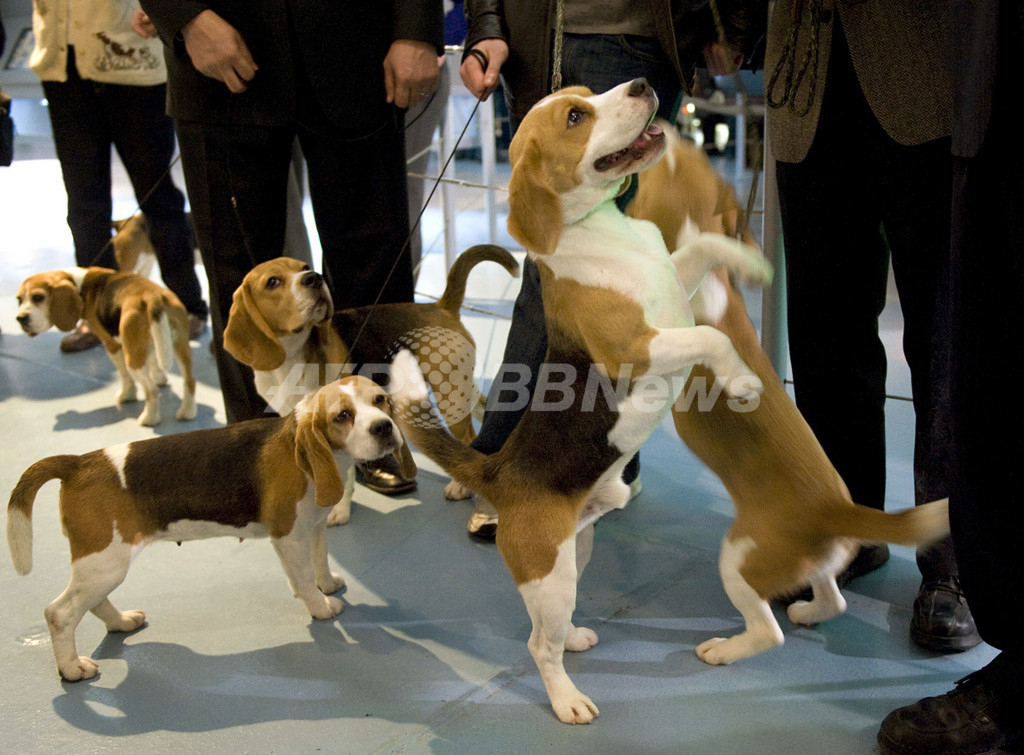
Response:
[384,39,440,109]
[459,39,508,101]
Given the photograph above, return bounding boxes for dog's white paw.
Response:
[443,479,473,500]
[318,572,346,595]
[551,689,600,725]
[105,609,146,633]
[137,406,161,427]
[326,501,351,527]
[564,625,599,652]
[59,656,100,682]
[176,396,197,421]
[116,386,138,404]
[310,595,345,620]
[695,637,734,665]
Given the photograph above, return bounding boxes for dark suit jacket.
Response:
[765,0,951,164]
[141,0,444,130]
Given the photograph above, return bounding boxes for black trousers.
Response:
[949,31,1024,654]
[43,50,206,317]
[175,107,413,424]
[775,24,956,577]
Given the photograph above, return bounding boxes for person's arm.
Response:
[460,0,509,101]
[139,2,257,93]
[386,0,444,108]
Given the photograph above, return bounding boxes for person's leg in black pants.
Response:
[42,58,118,271]
[299,113,414,311]
[107,82,207,320]
[174,119,294,423]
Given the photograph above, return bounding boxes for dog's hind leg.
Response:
[109,349,138,405]
[44,542,135,681]
[514,531,600,724]
[122,307,162,425]
[787,574,847,626]
[172,330,197,421]
[565,523,599,652]
[696,535,784,665]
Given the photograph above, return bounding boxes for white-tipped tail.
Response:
[150,312,174,372]
[7,508,33,575]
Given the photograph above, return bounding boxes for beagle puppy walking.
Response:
[7,376,413,682]
[627,131,950,665]
[15,267,196,426]
[389,79,771,724]
[224,246,518,502]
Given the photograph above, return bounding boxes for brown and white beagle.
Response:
[223,246,519,501]
[627,129,950,665]
[15,267,196,426]
[7,376,413,682]
[388,79,771,724]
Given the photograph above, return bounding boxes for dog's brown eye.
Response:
[31,293,46,304]
[374,394,388,407]
[266,276,282,290]
[567,108,586,128]
[335,410,352,423]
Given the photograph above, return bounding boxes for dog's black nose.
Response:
[628,78,653,99]
[16,313,29,326]
[369,419,393,439]
[300,271,324,289]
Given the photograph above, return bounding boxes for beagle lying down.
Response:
[7,376,412,682]
[627,129,950,665]
[389,79,771,724]
[15,267,196,426]
[224,246,519,503]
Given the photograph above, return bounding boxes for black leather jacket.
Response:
[463,0,766,124]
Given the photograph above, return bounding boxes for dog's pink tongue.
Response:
[627,123,664,156]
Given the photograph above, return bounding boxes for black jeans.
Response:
[43,49,206,317]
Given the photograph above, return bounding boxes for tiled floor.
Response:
[0,111,996,753]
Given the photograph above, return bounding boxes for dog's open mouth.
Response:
[594,122,665,172]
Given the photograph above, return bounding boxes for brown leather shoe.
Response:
[60,324,101,353]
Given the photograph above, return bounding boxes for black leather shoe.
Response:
[878,653,1024,754]
[779,543,890,604]
[355,456,416,495]
[911,577,982,652]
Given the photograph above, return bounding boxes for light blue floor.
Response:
[0,131,996,754]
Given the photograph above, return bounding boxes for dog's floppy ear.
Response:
[507,136,563,255]
[49,279,84,332]
[224,279,286,371]
[294,409,346,509]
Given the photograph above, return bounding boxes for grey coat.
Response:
[765,0,951,164]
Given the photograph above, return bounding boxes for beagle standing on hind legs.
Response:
[390,78,771,724]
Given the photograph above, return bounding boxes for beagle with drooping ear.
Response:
[389,78,772,725]
[622,131,950,665]
[223,246,519,502]
[15,267,196,427]
[7,375,414,682]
